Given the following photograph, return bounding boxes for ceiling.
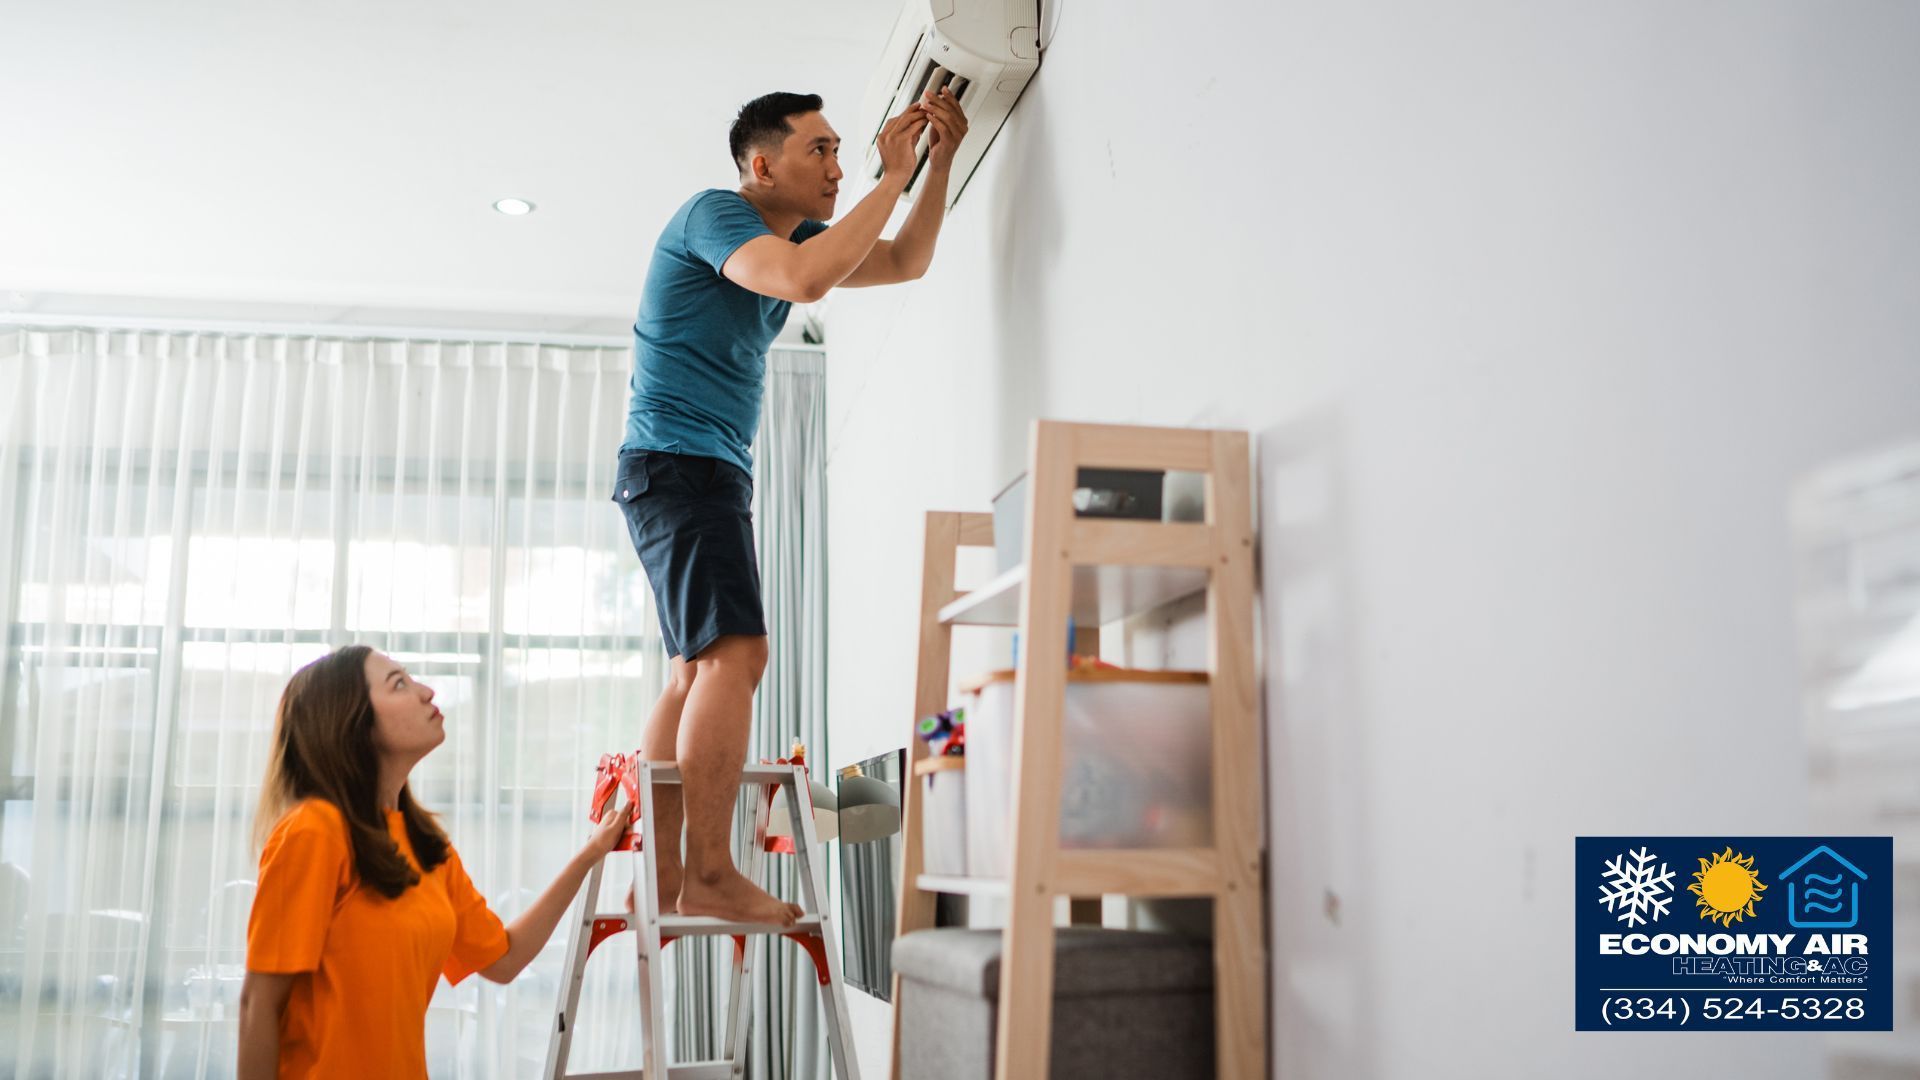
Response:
[0,0,900,336]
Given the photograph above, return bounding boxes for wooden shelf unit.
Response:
[888,419,1266,1079]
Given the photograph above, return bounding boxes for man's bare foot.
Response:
[623,861,683,915]
[678,867,804,928]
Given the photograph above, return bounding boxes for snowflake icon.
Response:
[1598,847,1676,927]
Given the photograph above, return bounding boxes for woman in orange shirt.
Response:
[237,644,633,1079]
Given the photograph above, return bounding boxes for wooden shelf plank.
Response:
[1068,519,1215,567]
[1069,422,1216,472]
[915,874,1011,897]
[1053,848,1222,897]
[957,512,996,548]
[917,852,1224,900]
[938,561,1209,628]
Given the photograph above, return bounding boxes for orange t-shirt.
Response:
[246,799,510,1079]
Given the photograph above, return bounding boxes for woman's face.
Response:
[364,651,445,761]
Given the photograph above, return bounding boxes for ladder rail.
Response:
[543,857,606,1078]
[786,770,861,1080]
[632,764,672,1079]
[725,776,776,1073]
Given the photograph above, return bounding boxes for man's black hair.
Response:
[729,92,825,172]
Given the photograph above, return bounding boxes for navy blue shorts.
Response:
[613,450,765,661]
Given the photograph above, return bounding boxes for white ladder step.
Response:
[560,1064,736,1080]
[639,763,804,784]
[594,913,824,937]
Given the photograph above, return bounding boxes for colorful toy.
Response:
[916,710,955,741]
[914,708,966,757]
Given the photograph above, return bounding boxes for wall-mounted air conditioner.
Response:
[859,0,1041,210]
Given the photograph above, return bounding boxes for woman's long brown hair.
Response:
[254,644,451,899]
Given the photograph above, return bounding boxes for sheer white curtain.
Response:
[746,348,832,1080]
[0,327,671,1078]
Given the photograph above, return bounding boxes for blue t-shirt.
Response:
[621,189,827,473]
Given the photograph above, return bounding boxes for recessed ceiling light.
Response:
[492,197,536,216]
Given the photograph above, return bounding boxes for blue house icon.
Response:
[1776,846,1867,930]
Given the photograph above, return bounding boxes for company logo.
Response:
[1778,845,1867,930]
[1689,847,1766,927]
[1576,836,1891,1032]
[1598,846,1675,927]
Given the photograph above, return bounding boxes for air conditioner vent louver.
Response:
[872,62,974,196]
[892,31,926,96]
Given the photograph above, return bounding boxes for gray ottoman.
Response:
[893,928,1216,1080]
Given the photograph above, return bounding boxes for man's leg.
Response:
[675,633,803,926]
[637,654,694,913]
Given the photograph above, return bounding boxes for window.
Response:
[0,330,656,1077]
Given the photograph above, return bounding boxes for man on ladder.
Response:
[611,86,966,925]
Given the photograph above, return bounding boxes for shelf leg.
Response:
[890,510,962,1078]
[994,419,1077,1080]
[1207,428,1268,1077]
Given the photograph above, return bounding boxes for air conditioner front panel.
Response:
[860,0,1040,210]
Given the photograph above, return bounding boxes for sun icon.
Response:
[1689,847,1767,927]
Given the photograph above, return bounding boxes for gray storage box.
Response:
[893,928,1215,1080]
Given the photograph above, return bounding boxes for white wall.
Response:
[823,1,1920,1077]
[0,0,897,324]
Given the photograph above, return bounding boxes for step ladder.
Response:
[544,754,861,1080]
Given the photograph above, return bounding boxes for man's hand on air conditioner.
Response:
[922,85,969,169]
[874,104,930,186]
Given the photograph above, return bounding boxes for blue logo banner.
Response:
[1575,836,1891,1031]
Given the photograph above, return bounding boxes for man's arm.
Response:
[720,107,927,304]
[842,86,969,288]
